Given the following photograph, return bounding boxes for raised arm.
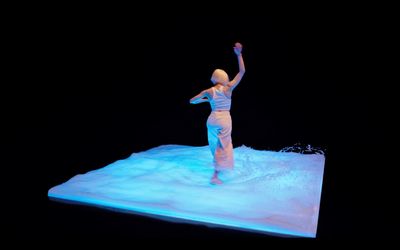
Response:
[227,42,245,90]
[190,89,211,104]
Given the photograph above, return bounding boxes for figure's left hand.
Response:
[233,42,242,55]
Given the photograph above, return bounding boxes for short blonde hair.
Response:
[211,69,229,84]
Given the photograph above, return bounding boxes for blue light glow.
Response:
[48,145,325,238]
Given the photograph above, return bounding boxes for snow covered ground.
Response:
[48,144,325,237]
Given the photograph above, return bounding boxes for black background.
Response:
[6,11,390,242]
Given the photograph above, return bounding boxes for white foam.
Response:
[48,144,325,237]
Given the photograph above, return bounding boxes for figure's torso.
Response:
[209,86,232,111]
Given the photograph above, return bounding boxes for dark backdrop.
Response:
[6,13,388,242]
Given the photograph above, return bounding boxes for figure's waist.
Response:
[211,110,230,112]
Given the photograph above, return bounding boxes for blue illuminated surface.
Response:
[48,145,325,238]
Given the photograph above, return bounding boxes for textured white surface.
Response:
[48,145,325,237]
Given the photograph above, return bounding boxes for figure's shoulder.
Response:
[223,86,233,96]
[205,87,214,94]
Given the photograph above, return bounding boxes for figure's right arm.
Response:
[190,90,210,104]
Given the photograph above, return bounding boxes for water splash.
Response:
[279,143,325,155]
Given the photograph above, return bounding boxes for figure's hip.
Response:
[207,111,232,127]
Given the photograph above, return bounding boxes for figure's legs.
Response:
[214,121,233,170]
[210,170,223,185]
[207,112,233,185]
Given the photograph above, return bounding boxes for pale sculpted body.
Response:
[190,42,245,185]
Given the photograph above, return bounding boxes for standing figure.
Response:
[190,42,245,185]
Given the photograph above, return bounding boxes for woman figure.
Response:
[190,42,245,185]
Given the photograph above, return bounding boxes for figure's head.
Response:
[211,69,229,86]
